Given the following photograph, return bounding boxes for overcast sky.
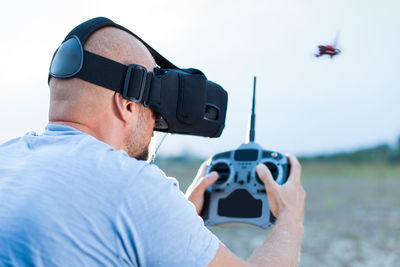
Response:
[0,0,399,158]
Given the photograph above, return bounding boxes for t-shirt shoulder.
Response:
[114,163,219,267]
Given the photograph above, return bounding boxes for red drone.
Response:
[315,34,341,58]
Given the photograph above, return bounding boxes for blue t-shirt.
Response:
[0,124,219,266]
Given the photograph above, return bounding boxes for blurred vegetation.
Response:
[300,135,400,164]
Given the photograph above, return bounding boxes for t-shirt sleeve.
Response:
[114,164,219,267]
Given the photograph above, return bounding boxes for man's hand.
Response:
[185,161,218,215]
[209,154,306,267]
[256,153,306,228]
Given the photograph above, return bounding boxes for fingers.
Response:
[191,171,219,196]
[256,164,278,192]
[193,160,210,183]
[257,164,281,216]
[194,160,211,181]
[286,154,302,185]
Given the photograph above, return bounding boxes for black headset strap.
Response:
[65,17,178,69]
[77,50,154,104]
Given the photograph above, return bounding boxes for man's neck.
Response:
[49,121,101,140]
[49,119,126,154]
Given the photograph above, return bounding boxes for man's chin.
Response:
[133,148,150,161]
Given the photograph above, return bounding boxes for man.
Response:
[0,18,306,266]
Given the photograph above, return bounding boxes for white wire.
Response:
[149,133,170,163]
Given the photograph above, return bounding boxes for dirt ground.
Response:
[156,159,400,266]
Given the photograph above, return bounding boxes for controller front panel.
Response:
[202,143,289,229]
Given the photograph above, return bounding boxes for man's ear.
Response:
[113,93,135,123]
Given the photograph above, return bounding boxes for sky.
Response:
[0,0,399,158]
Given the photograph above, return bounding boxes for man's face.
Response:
[123,105,156,161]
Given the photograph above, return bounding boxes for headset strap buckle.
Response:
[123,64,148,103]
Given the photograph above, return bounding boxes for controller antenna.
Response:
[247,76,256,143]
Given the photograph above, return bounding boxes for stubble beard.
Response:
[123,105,155,162]
[123,130,150,161]
[133,147,150,161]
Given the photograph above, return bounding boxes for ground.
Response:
[155,158,400,266]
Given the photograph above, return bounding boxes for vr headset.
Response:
[49,17,227,138]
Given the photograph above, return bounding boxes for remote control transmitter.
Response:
[201,77,290,229]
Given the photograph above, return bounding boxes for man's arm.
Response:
[186,154,306,267]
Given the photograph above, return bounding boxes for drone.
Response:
[315,33,341,58]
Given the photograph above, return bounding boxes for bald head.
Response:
[49,27,156,122]
[49,27,157,160]
[84,26,156,70]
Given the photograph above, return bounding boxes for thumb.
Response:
[256,164,278,192]
[195,161,209,180]
[193,171,219,194]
